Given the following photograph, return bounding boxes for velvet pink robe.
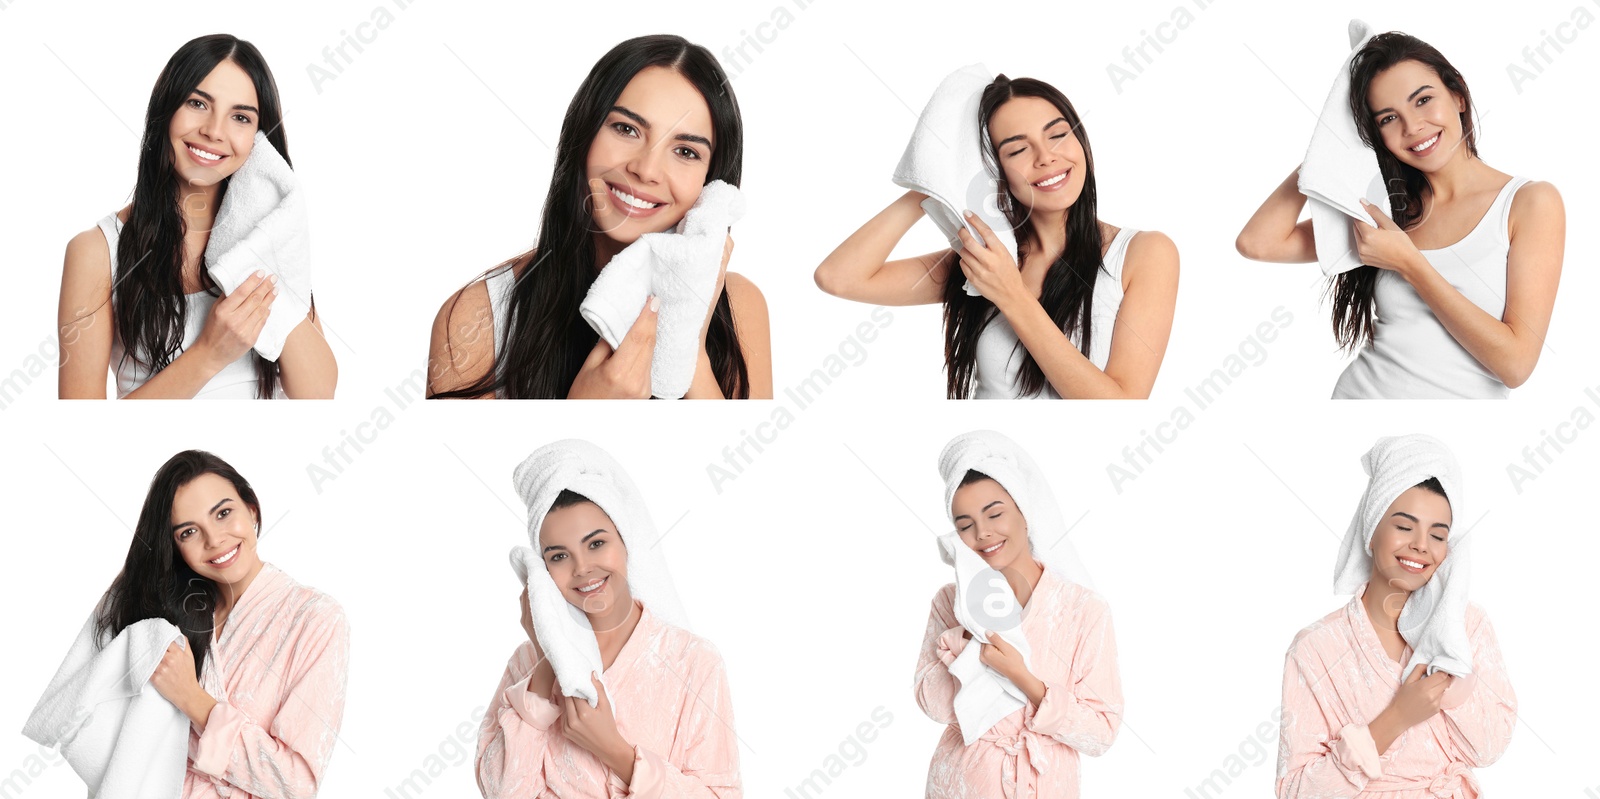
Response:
[1276,588,1516,798]
[475,604,741,798]
[183,563,351,798]
[914,568,1123,799]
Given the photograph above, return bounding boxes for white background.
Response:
[1,0,1596,796]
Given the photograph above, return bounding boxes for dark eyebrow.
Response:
[191,88,259,115]
[542,528,610,554]
[1371,85,1433,118]
[953,500,1005,522]
[994,118,1066,149]
[611,105,711,149]
[171,498,232,533]
[1391,510,1450,530]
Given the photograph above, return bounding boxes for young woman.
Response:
[915,433,1122,798]
[476,447,740,797]
[1237,32,1565,398]
[1277,437,1515,797]
[814,75,1178,399]
[58,34,336,399]
[428,35,771,399]
[94,450,349,797]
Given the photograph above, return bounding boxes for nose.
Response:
[626,137,666,187]
[1400,112,1425,140]
[197,105,226,143]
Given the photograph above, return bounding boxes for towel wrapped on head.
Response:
[1332,433,1473,677]
[508,439,689,707]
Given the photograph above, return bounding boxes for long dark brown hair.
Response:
[945,75,1105,399]
[1330,32,1478,351]
[95,450,261,675]
[114,34,293,398]
[431,35,748,399]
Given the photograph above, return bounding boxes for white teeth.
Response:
[1399,558,1426,569]
[1410,135,1439,153]
[210,546,238,565]
[609,186,660,210]
[187,144,223,161]
[981,542,1003,553]
[577,578,605,593]
[1033,171,1066,188]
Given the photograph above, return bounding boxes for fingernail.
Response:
[268,274,278,284]
[254,269,265,277]
[963,210,974,218]
[648,296,660,312]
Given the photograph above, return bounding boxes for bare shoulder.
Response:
[64,225,112,281]
[1509,180,1563,219]
[723,271,767,317]
[1120,229,1179,289]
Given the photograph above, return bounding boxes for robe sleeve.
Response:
[1437,609,1516,767]
[913,585,963,725]
[1275,644,1379,798]
[189,601,350,799]
[610,645,742,798]
[476,641,560,799]
[1022,597,1122,756]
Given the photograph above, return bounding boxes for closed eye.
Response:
[1005,146,1026,158]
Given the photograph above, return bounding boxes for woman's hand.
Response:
[1369,663,1454,752]
[978,631,1031,684]
[1354,199,1427,280]
[194,271,277,370]
[561,673,635,782]
[568,298,658,399]
[149,639,217,727]
[955,212,1028,313]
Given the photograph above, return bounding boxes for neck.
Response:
[589,595,640,644]
[213,559,264,619]
[1001,556,1044,606]
[592,232,624,274]
[1418,147,1481,203]
[1026,211,1069,259]
[1361,579,1408,632]
[179,180,222,231]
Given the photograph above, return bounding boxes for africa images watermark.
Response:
[783,705,893,799]
[719,0,818,83]
[1105,0,1221,94]
[305,0,420,94]
[1505,1,1598,94]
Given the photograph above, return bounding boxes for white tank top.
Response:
[483,261,517,398]
[97,212,279,399]
[1332,177,1530,399]
[972,227,1135,399]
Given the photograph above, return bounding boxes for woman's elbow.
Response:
[813,263,843,297]
[1235,230,1267,261]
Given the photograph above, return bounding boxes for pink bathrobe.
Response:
[476,604,741,798]
[184,562,351,798]
[914,568,1123,799]
[1276,588,1516,798]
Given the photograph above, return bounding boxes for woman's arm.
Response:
[1235,168,1317,263]
[118,272,279,399]
[1366,182,1564,388]
[913,586,963,724]
[427,282,498,399]
[813,191,954,306]
[992,230,1179,399]
[1275,649,1379,797]
[686,272,772,399]
[476,642,559,799]
[277,306,337,398]
[188,603,350,799]
[58,228,115,398]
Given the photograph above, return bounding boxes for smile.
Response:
[979,540,1005,555]
[1408,134,1440,155]
[186,144,225,162]
[576,576,608,594]
[607,184,663,211]
[208,544,241,567]
[1032,169,1069,189]
[1397,556,1428,574]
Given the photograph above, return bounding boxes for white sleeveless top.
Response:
[972,228,1136,399]
[1332,177,1531,400]
[97,212,279,399]
[483,262,517,398]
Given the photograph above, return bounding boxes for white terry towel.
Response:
[1332,433,1474,677]
[1298,19,1390,277]
[936,429,1093,743]
[892,64,1017,298]
[579,180,745,399]
[507,439,690,707]
[204,130,312,361]
[22,613,190,798]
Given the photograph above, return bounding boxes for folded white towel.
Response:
[204,130,312,361]
[508,439,690,707]
[1298,19,1390,277]
[938,531,1032,745]
[579,180,745,399]
[22,613,190,798]
[935,430,1091,741]
[1332,433,1474,677]
[893,64,1017,297]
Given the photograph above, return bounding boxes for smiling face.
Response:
[1368,485,1452,593]
[1366,59,1467,173]
[951,477,1031,572]
[540,501,631,617]
[170,472,263,588]
[988,95,1088,219]
[168,59,260,188]
[584,66,713,245]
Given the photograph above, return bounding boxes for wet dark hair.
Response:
[959,469,993,488]
[1330,32,1478,351]
[945,75,1104,399]
[432,34,748,399]
[1413,476,1448,500]
[95,450,260,674]
[112,34,295,398]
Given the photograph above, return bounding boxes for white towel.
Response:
[1332,433,1474,677]
[508,439,690,707]
[579,180,745,399]
[936,429,1092,742]
[1298,19,1391,277]
[22,613,190,799]
[892,64,1017,297]
[204,130,312,361]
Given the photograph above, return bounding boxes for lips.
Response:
[207,544,241,569]
[1031,168,1071,191]
[184,142,228,166]
[605,183,665,218]
[1407,133,1441,157]
[978,539,1006,558]
[1396,556,1429,574]
[574,575,609,595]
